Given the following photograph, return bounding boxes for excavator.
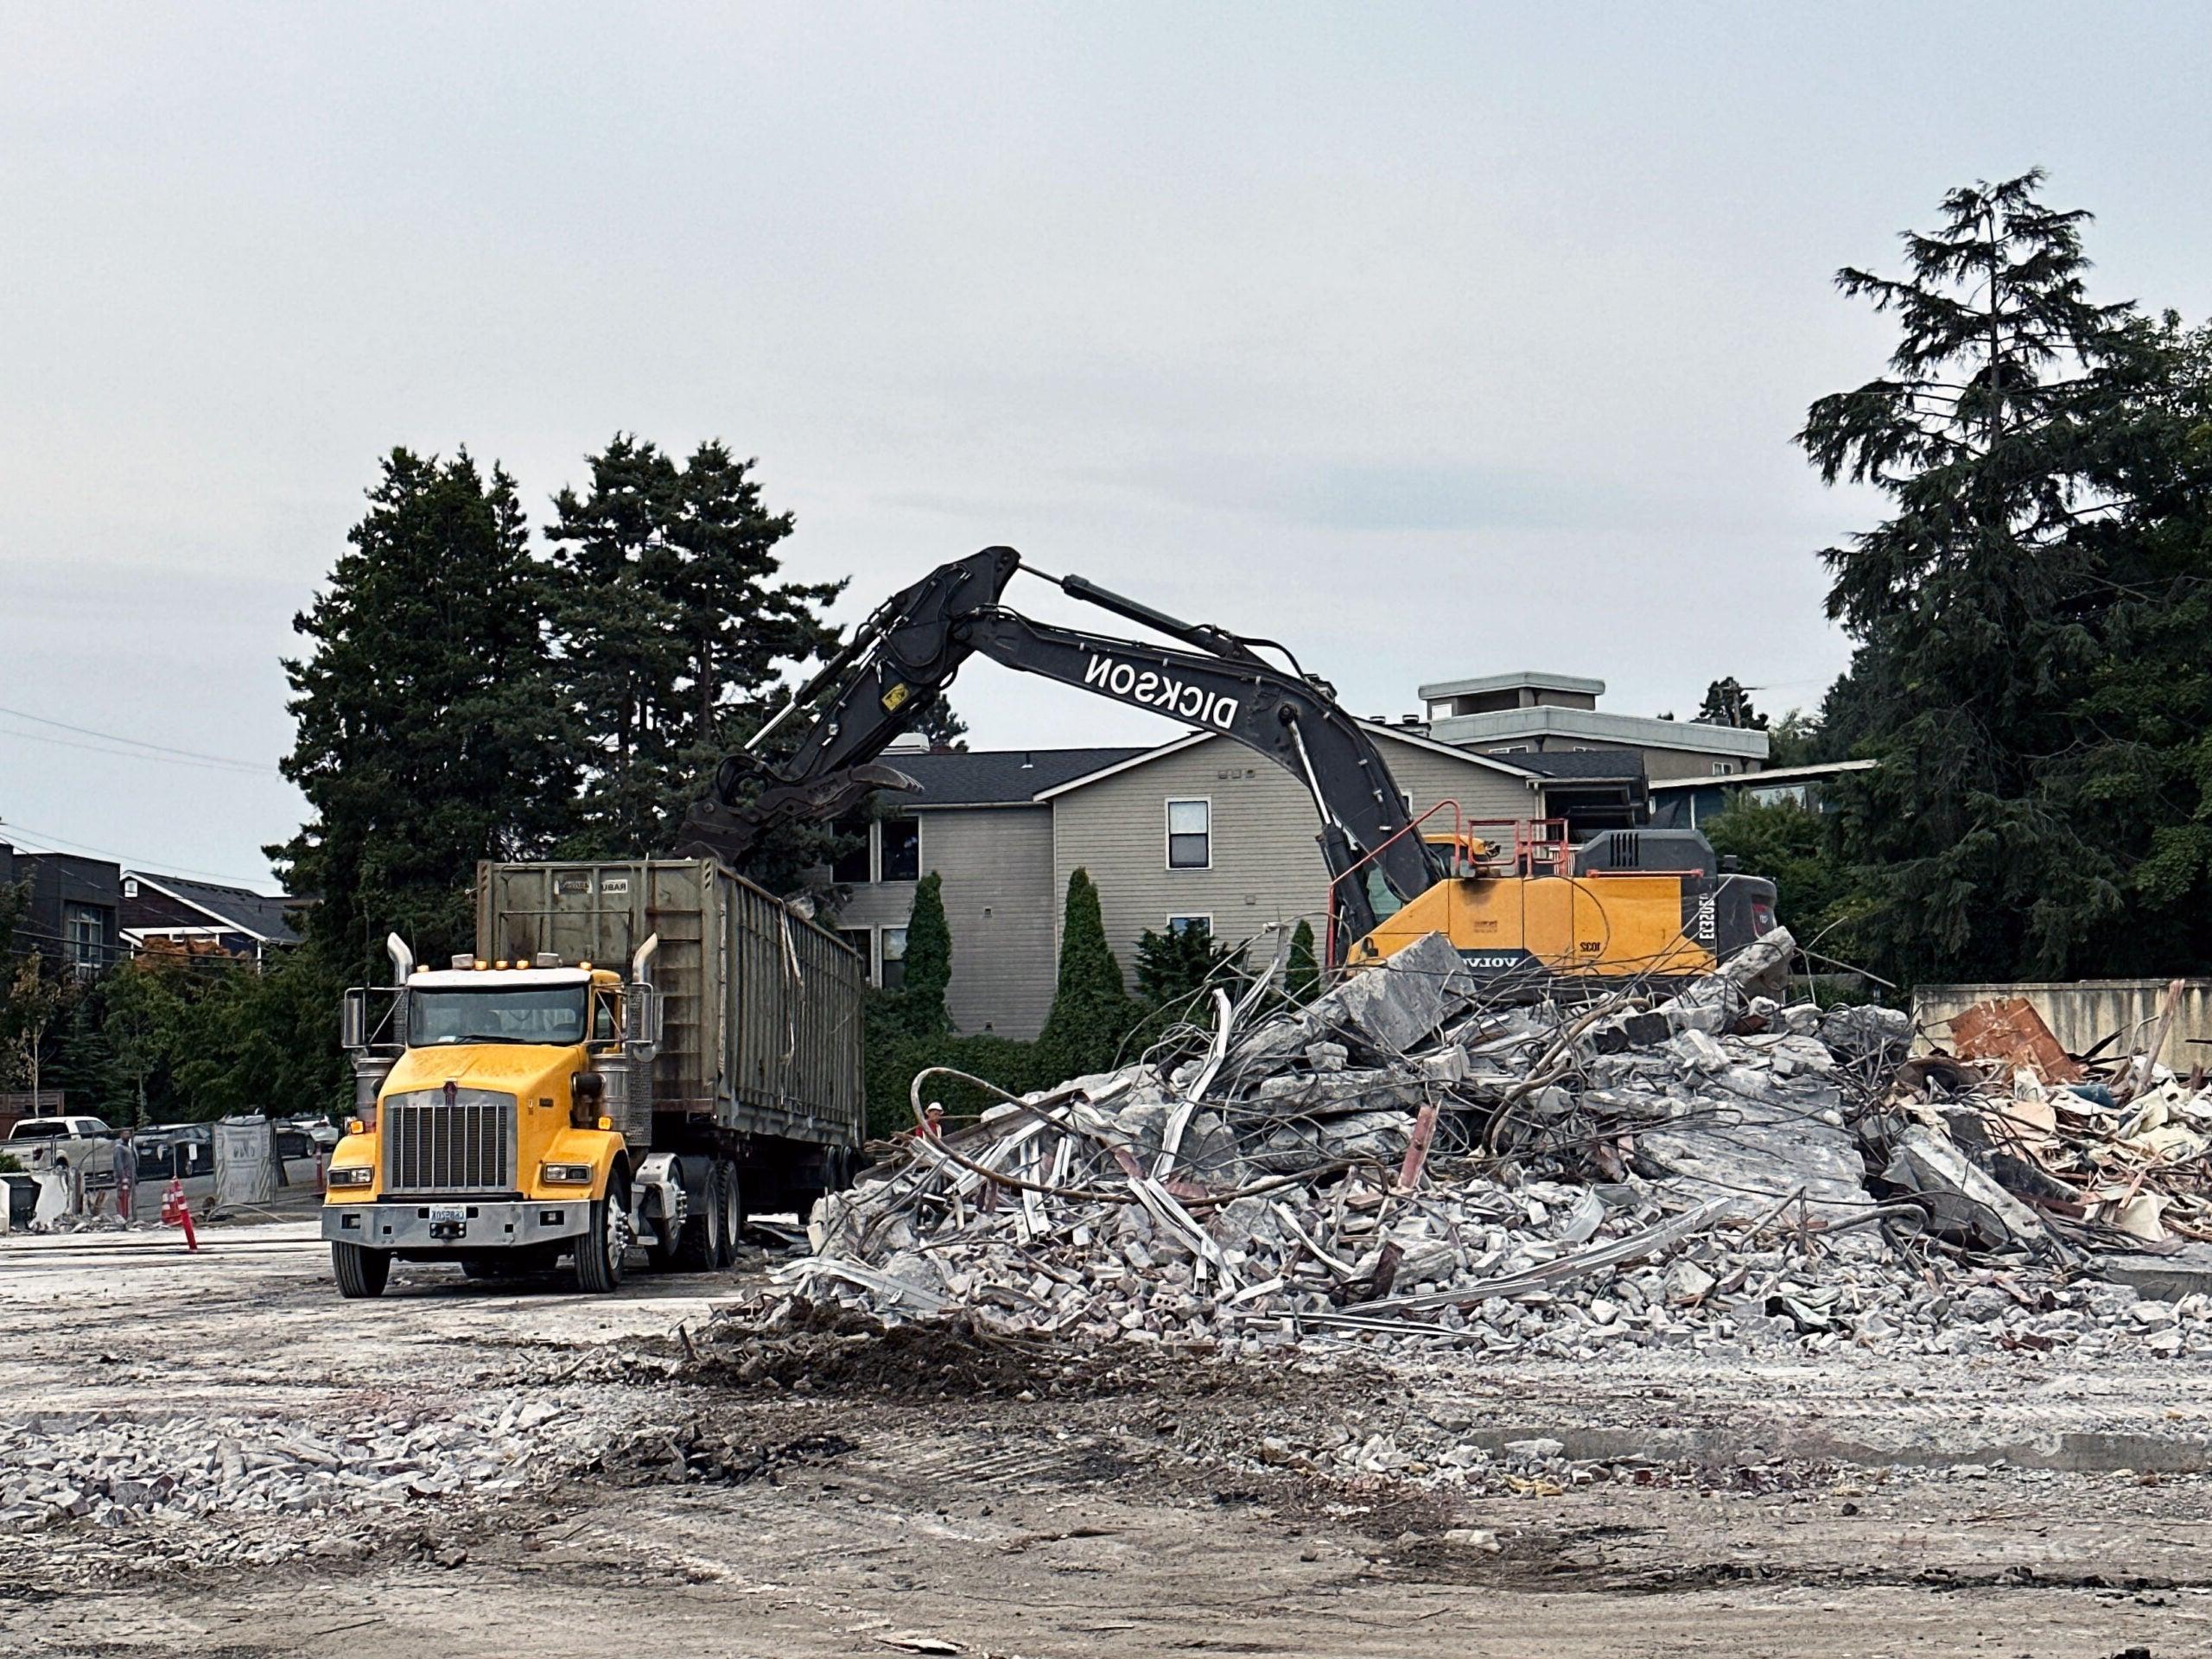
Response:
[677,547,1777,988]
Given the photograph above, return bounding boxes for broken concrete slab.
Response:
[1884,1128,2065,1255]
[2098,1243,2212,1303]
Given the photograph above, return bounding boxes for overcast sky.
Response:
[5,4,2210,889]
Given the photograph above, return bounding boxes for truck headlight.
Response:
[327,1166,375,1189]
[540,1162,594,1185]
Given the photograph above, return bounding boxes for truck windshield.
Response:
[408,988,589,1047]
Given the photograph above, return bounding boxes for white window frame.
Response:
[1712,760,1739,777]
[878,924,910,989]
[1166,913,1214,937]
[1165,798,1212,871]
[877,816,924,884]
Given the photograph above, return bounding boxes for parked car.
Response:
[282,1116,342,1152]
[133,1119,326,1197]
[134,1124,214,1182]
[5,1116,121,1187]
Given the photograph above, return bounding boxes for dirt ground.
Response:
[4,1222,2210,1657]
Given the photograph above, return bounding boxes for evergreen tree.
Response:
[1694,677,1767,729]
[1132,922,1243,1009]
[1799,172,2177,981]
[1702,800,1859,950]
[884,872,952,1039]
[548,436,843,859]
[1761,709,1826,768]
[274,449,576,985]
[1035,869,1136,1080]
[907,695,969,751]
[1285,918,1321,1004]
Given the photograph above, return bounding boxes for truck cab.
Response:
[322,938,672,1298]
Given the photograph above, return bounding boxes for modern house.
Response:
[1647,759,1878,830]
[0,841,124,979]
[120,871,303,963]
[830,729,1551,1039]
[1419,671,1770,780]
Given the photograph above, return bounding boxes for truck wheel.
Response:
[573,1187,629,1294]
[712,1161,743,1268]
[671,1157,724,1271]
[332,1242,391,1300]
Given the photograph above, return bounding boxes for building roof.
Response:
[124,872,302,944]
[1418,669,1606,702]
[1425,704,1770,760]
[1646,758,1878,792]
[1035,723,1542,802]
[880,747,1150,809]
[1506,749,1649,781]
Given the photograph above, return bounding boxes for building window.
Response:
[880,926,908,989]
[1167,914,1212,938]
[65,906,103,970]
[1712,760,1738,777]
[830,816,872,886]
[835,927,871,969]
[880,817,920,883]
[1166,799,1211,869]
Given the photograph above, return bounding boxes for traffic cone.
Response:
[160,1178,198,1252]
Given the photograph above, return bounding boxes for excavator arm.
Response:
[678,546,1447,951]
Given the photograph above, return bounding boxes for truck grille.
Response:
[383,1088,517,1194]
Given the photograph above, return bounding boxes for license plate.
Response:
[430,1205,467,1225]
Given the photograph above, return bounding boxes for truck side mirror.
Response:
[340,988,366,1052]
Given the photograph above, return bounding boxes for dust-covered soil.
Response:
[5,1224,2211,1657]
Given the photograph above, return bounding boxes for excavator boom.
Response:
[678,547,1444,951]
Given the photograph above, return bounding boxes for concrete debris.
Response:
[763,928,2209,1363]
[1888,1021,2212,1248]
[1883,1128,2066,1255]
[0,1392,618,1563]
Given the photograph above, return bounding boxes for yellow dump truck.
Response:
[322,858,866,1297]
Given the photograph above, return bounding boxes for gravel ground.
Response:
[4,1221,2212,1656]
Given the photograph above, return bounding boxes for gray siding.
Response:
[832,804,1060,1040]
[1478,738,1759,782]
[1048,733,1541,975]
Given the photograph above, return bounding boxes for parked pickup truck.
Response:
[5,1116,121,1189]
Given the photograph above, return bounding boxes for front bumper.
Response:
[321,1198,592,1251]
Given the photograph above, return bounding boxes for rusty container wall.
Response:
[474,860,865,1150]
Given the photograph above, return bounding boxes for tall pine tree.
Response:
[274,449,577,982]
[1800,172,2161,981]
[548,436,843,859]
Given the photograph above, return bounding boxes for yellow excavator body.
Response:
[1346,871,1720,979]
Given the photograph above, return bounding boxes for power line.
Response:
[0,722,283,778]
[0,820,271,888]
[0,703,282,774]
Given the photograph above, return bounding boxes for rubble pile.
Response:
[771,931,2212,1361]
[0,1395,617,1560]
[1893,995,2212,1250]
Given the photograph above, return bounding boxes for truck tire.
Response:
[332,1242,391,1300]
[671,1157,724,1272]
[712,1161,743,1269]
[573,1188,628,1294]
